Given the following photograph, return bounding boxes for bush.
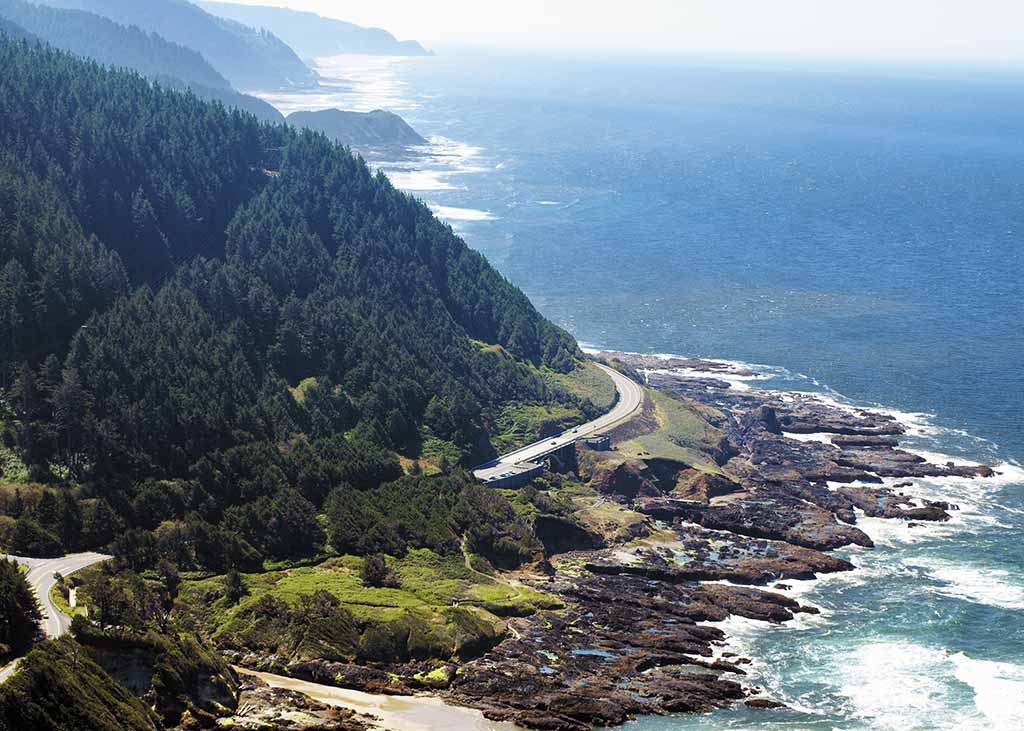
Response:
[222,570,247,606]
[359,554,397,588]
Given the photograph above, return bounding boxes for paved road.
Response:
[0,551,109,683]
[474,362,644,481]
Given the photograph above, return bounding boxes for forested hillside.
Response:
[34,0,317,90]
[0,35,585,569]
[0,0,229,89]
[0,0,283,122]
[0,0,284,122]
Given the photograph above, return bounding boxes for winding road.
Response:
[0,551,109,683]
[473,362,644,481]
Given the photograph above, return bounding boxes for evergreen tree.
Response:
[0,557,41,657]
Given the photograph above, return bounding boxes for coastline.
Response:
[217,348,1016,730]
[601,350,1024,729]
[241,54,1024,730]
[442,351,1010,728]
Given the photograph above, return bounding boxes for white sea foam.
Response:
[428,205,497,222]
[634,353,776,393]
[785,431,834,445]
[904,557,1024,611]
[379,135,491,192]
[952,652,1024,728]
[385,170,459,191]
[854,512,934,546]
[773,566,869,605]
[835,642,980,729]
[642,366,756,391]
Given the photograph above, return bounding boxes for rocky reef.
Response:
[437,353,997,729]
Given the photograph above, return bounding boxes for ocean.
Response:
[259,48,1024,729]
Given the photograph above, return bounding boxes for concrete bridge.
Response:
[473,363,643,486]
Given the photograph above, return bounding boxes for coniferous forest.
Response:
[0,32,586,570]
[0,0,285,123]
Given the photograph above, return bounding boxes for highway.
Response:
[0,551,109,683]
[474,362,644,481]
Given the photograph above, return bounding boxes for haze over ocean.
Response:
[265,48,1024,728]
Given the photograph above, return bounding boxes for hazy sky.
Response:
[218,0,1024,62]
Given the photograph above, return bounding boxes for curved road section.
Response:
[474,362,644,482]
[0,551,109,683]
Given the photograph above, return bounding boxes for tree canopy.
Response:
[0,35,583,566]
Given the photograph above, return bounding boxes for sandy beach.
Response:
[236,667,522,731]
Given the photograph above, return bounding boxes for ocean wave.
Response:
[904,556,1024,611]
[428,204,497,223]
[852,512,943,547]
[378,135,491,193]
[422,135,485,163]
[835,642,982,730]
[952,652,1024,728]
[384,170,459,191]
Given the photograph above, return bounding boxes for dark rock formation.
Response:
[288,109,425,148]
[533,514,605,554]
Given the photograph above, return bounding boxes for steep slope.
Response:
[199,0,430,58]
[0,9,30,38]
[0,0,283,122]
[0,37,584,566]
[34,0,316,90]
[288,108,426,147]
[0,0,229,89]
[0,638,158,731]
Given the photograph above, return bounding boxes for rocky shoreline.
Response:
[226,352,999,731]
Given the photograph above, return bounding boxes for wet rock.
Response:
[831,434,901,448]
[669,497,874,551]
[583,526,853,585]
[899,506,951,522]
[449,567,759,729]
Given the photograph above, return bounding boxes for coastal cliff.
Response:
[288,108,426,149]
[198,1,431,58]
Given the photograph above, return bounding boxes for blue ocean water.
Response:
[263,50,1024,729]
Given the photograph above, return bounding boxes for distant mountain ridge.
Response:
[0,0,284,122]
[199,0,430,58]
[288,108,426,148]
[0,0,230,89]
[33,0,317,90]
